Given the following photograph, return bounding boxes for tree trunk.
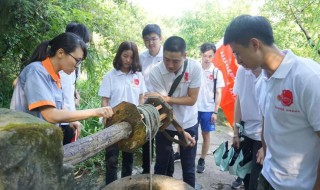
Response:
[63,122,132,165]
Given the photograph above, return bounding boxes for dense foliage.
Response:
[0,0,319,173]
[0,0,146,108]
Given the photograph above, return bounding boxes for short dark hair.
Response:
[200,43,216,53]
[66,22,90,43]
[163,36,186,54]
[113,41,141,73]
[142,24,161,38]
[224,15,274,47]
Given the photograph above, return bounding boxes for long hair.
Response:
[28,32,87,64]
[113,41,141,73]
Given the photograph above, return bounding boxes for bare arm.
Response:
[148,87,200,106]
[313,132,320,189]
[39,106,113,124]
[211,87,223,123]
[214,87,222,113]
[139,94,144,105]
[314,158,320,190]
[261,117,266,155]
[101,97,110,107]
[101,97,111,126]
[233,95,241,148]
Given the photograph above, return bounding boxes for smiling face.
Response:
[120,49,133,72]
[62,47,84,74]
[163,50,186,73]
[230,40,263,70]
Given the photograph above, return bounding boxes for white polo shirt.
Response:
[197,64,225,112]
[59,71,76,111]
[150,58,202,130]
[233,65,262,141]
[98,69,147,107]
[256,50,320,190]
[139,46,163,92]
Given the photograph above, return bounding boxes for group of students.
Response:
[9,22,223,188]
[9,14,320,190]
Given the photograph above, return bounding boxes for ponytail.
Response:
[25,33,87,66]
[28,41,50,64]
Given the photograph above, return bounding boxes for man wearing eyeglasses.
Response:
[139,24,163,174]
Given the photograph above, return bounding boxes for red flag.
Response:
[212,40,238,126]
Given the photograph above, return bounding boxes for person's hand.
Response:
[96,106,113,118]
[211,113,217,123]
[256,147,264,165]
[69,121,82,138]
[233,136,240,149]
[144,92,170,103]
[184,131,196,147]
[144,92,161,98]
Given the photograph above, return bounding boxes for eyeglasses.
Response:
[67,52,82,66]
[144,37,159,43]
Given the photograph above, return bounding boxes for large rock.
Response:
[0,108,74,190]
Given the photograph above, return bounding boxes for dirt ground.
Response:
[172,124,244,190]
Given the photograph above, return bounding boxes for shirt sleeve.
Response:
[233,66,244,95]
[300,74,320,131]
[149,65,167,95]
[189,61,202,88]
[98,72,112,98]
[138,72,147,94]
[60,71,76,111]
[25,67,56,110]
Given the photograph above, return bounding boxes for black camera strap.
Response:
[168,59,188,97]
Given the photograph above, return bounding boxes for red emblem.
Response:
[209,74,213,80]
[278,90,293,106]
[184,72,189,81]
[134,79,139,86]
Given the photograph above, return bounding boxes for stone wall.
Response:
[0,108,74,190]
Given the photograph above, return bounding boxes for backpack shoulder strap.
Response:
[213,67,219,101]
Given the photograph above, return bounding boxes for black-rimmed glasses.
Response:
[144,37,159,43]
[67,52,82,66]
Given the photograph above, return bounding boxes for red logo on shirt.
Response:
[133,79,139,86]
[184,72,189,81]
[277,90,293,106]
[209,74,213,80]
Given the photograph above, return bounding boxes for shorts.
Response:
[198,111,215,132]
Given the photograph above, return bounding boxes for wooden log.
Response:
[63,122,132,165]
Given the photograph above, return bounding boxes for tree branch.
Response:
[289,1,320,55]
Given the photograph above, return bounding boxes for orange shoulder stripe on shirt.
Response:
[42,57,61,89]
[29,100,56,111]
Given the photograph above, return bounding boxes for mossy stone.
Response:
[0,108,74,190]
